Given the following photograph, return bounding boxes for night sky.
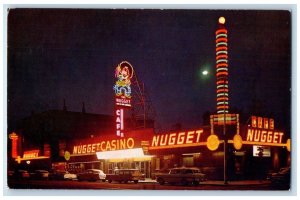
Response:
[7,9,291,133]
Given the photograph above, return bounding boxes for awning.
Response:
[96,148,152,160]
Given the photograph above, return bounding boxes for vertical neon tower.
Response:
[216,16,229,114]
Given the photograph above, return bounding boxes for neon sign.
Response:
[150,129,204,149]
[216,17,229,114]
[113,61,134,107]
[9,132,18,158]
[113,61,134,138]
[251,116,274,129]
[210,113,238,125]
[116,108,124,137]
[72,137,135,155]
[247,116,284,144]
[246,129,284,144]
[23,150,39,159]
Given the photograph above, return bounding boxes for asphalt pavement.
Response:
[140,178,271,186]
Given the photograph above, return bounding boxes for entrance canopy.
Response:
[96,148,152,160]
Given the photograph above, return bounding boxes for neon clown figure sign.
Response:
[114,61,134,137]
[113,61,134,107]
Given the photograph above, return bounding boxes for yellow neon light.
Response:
[217,102,229,105]
[217,110,229,114]
[216,51,228,55]
[207,135,220,151]
[15,156,50,161]
[70,153,95,157]
[217,92,228,96]
[216,34,227,39]
[217,85,228,88]
[216,59,228,64]
[216,42,228,47]
[216,68,228,72]
[227,140,287,147]
[149,142,207,150]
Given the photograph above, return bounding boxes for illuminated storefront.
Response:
[65,128,154,177]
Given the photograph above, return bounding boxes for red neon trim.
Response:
[216,47,228,51]
[216,55,228,60]
[216,38,228,43]
[216,63,228,68]
[217,89,229,93]
[217,105,229,109]
[216,71,228,76]
[216,29,227,35]
[216,80,228,85]
[217,97,229,102]
[217,89,229,94]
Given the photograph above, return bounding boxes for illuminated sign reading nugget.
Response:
[150,129,204,150]
[246,129,284,144]
[246,116,284,144]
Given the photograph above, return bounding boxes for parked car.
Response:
[269,167,290,189]
[49,170,77,180]
[30,170,50,180]
[106,169,145,184]
[77,169,106,182]
[11,169,30,180]
[155,167,206,186]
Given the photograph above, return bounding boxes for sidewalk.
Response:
[141,178,270,186]
[201,180,270,186]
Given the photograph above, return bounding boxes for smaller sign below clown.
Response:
[115,108,124,137]
[113,61,134,107]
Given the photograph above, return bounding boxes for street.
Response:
[6,179,279,190]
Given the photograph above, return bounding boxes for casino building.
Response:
[8,17,291,180]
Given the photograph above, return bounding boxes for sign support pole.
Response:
[223,113,228,184]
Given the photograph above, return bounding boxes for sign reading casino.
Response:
[72,137,135,155]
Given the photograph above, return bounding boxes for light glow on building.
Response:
[96,148,152,160]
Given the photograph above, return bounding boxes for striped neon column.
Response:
[216,16,229,114]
